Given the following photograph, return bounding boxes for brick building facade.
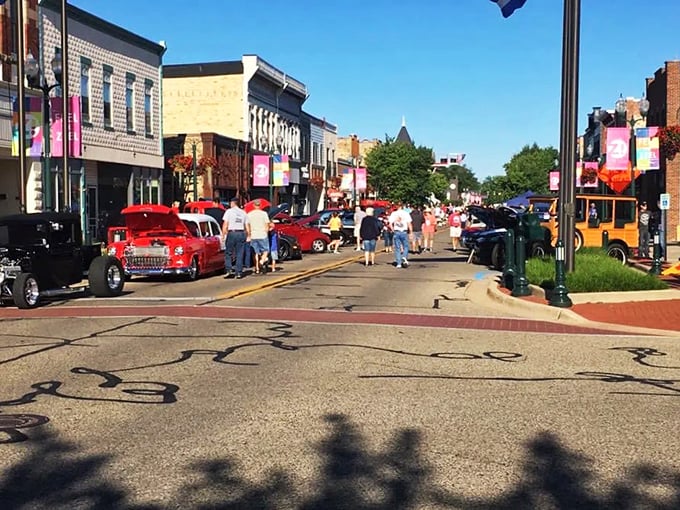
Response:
[644,61,680,242]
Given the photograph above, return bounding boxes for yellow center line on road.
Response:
[212,253,365,301]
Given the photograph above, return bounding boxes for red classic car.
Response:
[272,211,331,253]
[106,204,224,280]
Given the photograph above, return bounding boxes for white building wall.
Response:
[40,4,164,169]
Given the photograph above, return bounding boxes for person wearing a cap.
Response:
[221,197,250,279]
[247,198,274,274]
[638,201,651,258]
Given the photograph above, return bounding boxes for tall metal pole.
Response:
[557,0,581,272]
[16,0,27,213]
[43,91,52,210]
[352,160,357,208]
[60,0,69,211]
[268,152,273,205]
[192,142,198,201]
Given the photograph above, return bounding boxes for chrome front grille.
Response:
[125,256,169,269]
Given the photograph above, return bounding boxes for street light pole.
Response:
[557,0,581,272]
[352,158,357,208]
[615,93,650,199]
[25,51,63,212]
[60,0,70,212]
[16,0,27,212]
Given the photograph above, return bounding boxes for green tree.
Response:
[503,143,558,197]
[480,175,513,204]
[365,141,435,204]
[437,164,480,193]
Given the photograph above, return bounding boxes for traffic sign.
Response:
[659,193,670,210]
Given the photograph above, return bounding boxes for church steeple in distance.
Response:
[396,116,413,145]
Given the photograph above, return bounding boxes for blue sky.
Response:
[70,0,680,181]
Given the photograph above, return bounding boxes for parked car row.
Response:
[462,206,552,270]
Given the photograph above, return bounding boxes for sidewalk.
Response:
[483,243,680,335]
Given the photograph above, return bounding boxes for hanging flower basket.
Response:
[167,154,193,172]
[309,176,324,190]
[659,125,680,161]
[198,156,218,172]
[580,165,598,185]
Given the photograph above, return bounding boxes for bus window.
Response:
[589,199,613,227]
[615,200,636,228]
[575,198,586,223]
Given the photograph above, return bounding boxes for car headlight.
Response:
[107,247,116,256]
[174,246,184,255]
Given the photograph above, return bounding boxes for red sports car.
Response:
[106,204,224,280]
[272,211,330,253]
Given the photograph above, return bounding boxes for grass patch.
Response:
[525,247,669,293]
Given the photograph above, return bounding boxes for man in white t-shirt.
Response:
[388,203,413,268]
[246,199,274,274]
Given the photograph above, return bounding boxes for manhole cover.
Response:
[0,414,50,430]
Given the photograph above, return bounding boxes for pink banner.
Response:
[549,163,599,190]
[605,127,630,170]
[355,167,367,191]
[50,96,82,158]
[252,155,270,186]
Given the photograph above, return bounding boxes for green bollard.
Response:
[549,239,573,308]
[502,229,516,289]
[601,230,609,253]
[649,233,663,275]
[511,234,531,297]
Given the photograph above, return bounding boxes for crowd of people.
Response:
[349,203,474,268]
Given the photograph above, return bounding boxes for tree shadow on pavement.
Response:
[2,417,680,509]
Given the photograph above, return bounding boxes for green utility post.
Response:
[649,233,663,275]
[511,235,531,297]
[502,229,516,290]
[549,239,573,308]
[601,230,609,253]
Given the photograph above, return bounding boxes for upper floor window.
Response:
[103,65,113,128]
[144,79,153,136]
[80,57,91,123]
[312,142,319,165]
[125,73,136,132]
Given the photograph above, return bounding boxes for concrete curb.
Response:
[475,276,679,337]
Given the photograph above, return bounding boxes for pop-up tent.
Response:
[506,191,536,208]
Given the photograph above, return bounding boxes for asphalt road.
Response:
[1,240,679,509]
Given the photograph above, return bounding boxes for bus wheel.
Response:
[607,243,628,264]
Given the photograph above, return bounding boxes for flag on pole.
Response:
[490,0,527,18]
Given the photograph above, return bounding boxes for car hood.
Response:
[268,203,291,219]
[121,205,190,237]
[467,206,517,229]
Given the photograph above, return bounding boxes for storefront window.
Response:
[133,168,161,205]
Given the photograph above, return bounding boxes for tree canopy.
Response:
[481,143,558,203]
[365,141,482,205]
[364,141,437,205]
